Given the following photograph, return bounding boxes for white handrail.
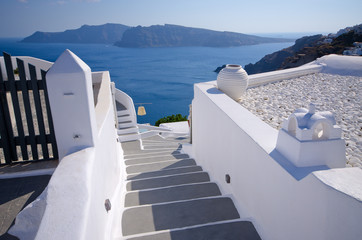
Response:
[114,88,137,122]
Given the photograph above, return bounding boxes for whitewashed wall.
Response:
[84,71,123,240]
[192,81,362,240]
[10,50,124,240]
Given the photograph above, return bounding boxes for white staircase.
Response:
[119,135,262,240]
[117,110,141,142]
[114,88,141,142]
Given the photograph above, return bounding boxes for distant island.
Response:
[21,23,130,44]
[243,24,362,74]
[114,24,292,48]
[21,23,292,47]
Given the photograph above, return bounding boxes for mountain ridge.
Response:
[114,24,292,48]
[21,23,130,44]
[21,23,293,47]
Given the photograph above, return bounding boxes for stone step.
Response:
[142,139,181,143]
[125,154,190,166]
[142,139,189,145]
[126,221,262,240]
[138,135,167,141]
[121,140,143,153]
[125,182,221,207]
[125,152,187,159]
[118,126,139,135]
[118,121,136,129]
[117,113,130,118]
[126,172,209,191]
[118,119,132,124]
[141,140,180,145]
[126,159,196,174]
[118,114,133,122]
[124,150,181,159]
[141,143,181,149]
[141,141,180,145]
[142,145,181,151]
[122,197,240,236]
[119,133,141,143]
[141,135,189,143]
[117,109,130,116]
[127,166,203,181]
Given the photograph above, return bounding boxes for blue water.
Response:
[0,38,293,124]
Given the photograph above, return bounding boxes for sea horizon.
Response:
[0,31,325,40]
[0,38,294,125]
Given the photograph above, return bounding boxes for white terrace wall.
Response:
[10,50,123,240]
[85,70,123,240]
[192,81,362,240]
[246,54,362,88]
[247,64,322,88]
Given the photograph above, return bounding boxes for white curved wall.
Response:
[10,51,124,240]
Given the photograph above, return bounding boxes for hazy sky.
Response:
[1,0,361,38]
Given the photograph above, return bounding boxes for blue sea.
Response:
[0,38,293,125]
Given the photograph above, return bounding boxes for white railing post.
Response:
[46,49,97,160]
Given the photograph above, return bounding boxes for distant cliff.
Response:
[21,23,130,44]
[114,24,292,48]
[244,24,362,74]
[244,35,324,74]
[22,23,292,47]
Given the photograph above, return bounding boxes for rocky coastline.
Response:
[244,24,362,74]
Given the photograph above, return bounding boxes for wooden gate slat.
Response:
[0,53,58,165]
[41,70,58,159]
[17,59,39,160]
[0,65,14,163]
[29,64,49,159]
[3,52,28,160]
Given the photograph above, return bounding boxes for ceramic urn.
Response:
[217,64,249,101]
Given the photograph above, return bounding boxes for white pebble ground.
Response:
[240,73,361,168]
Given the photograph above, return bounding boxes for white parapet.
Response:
[192,81,362,240]
[247,64,323,88]
[46,49,97,160]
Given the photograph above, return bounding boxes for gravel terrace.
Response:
[240,73,361,168]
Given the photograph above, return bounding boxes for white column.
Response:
[46,49,97,160]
